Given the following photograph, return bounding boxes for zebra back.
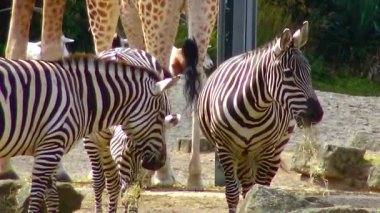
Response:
[0,55,176,155]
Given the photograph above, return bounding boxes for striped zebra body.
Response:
[0,55,178,212]
[197,21,323,212]
[83,40,197,212]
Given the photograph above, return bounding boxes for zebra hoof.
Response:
[0,171,19,180]
[56,172,72,182]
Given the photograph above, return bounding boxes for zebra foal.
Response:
[198,21,323,212]
[0,54,179,212]
[84,39,198,212]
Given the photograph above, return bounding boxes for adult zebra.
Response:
[197,21,323,212]
[83,39,198,212]
[0,55,179,212]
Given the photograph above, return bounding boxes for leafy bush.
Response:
[308,0,380,75]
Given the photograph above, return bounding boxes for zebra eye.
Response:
[283,68,293,78]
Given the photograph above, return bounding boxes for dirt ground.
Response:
[9,81,380,212]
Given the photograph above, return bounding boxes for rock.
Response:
[239,185,333,213]
[290,206,370,213]
[17,182,84,213]
[0,180,23,213]
[176,137,215,153]
[318,145,367,179]
[349,132,380,152]
[292,144,368,180]
[367,166,380,190]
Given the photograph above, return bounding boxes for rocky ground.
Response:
[9,80,380,212]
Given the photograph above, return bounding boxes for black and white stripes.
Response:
[0,54,179,212]
[197,21,323,213]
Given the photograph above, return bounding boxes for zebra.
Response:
[0,54,180,212]
[83,39,198,212]
[197,21,324,212]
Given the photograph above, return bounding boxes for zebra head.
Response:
[97,48,181,173]
[270,21,323,128]
[124,76,180,172]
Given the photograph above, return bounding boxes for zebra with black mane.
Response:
[197,21,324,212]
[0,51,181,212]
[83,39,198,212]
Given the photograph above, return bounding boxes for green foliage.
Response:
[308,0,380,75]
[257,0,293,46]
[63,0,94,54]
[314,76,380,96]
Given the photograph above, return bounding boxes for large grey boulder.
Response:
[0,180,83,213]
[239,185,333,213]
[349,132,380,152]
[290,207,370,213]
[0,180,23,213]
[292,144,369,181]
[367,165,380,191]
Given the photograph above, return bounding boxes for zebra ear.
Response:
[164,114,181,128]
[274,28,292,56]
[293,21,309,48]
[153,76,180,95]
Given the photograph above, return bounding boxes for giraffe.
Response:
[1,0,71,181]
[87,0,219,189]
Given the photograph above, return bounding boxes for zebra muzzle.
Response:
[141,152,166,171]
[295,98,324,128]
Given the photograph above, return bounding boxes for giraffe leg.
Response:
[0,158,19,180]
[136,0,183,187]
[5,0,36,59]
[187,112,203,190]
[119,0,145,50]
[2,0,35,180]
[42,0,72,177]
[186,0,219,191]
[40,0,66,60]
[86,0,120,53]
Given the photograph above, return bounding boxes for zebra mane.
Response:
[247,24,303,56]
[60,53,163,81]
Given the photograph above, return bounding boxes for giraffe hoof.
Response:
[186,181,204,191]
[0,171,19,180]
[56,172,72,182]
[186,174,204,191]
[151,174,176,187]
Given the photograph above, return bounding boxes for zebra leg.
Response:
[84,137,106,213]
[254,148,283,186]
[0,158,19,180]
[28,143,64,213]
[102,145,121,213]
[237,158,255,198]
[45,174,59,211]
[217,147,240,213]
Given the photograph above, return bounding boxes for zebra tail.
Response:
[182,38,200,108]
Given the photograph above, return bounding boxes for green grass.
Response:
[313,77,380,97]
